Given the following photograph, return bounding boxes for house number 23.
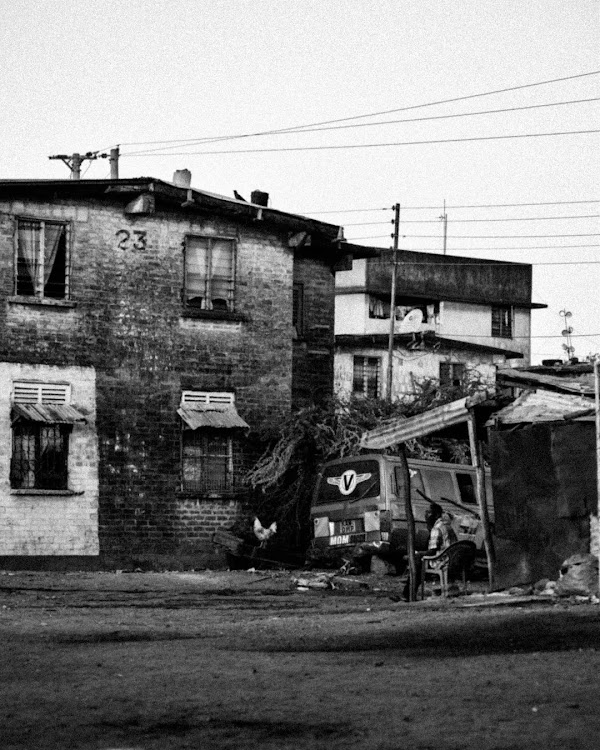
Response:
[116,230,147,250]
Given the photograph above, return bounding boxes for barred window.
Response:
[10,422,70,490]
[492,305,513,338]
[184,236,236,312]
[353,356,381,398]
[15,218,69,299]
[182,432,240,494]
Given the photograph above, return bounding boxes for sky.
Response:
[1,0,598,364]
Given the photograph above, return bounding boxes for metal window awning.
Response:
[178,405,250,431]
[359,393,490,450]
[11,403,88,424]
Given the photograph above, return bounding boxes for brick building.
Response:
[0,176,372,568]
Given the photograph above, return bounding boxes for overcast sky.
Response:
[1,0,598,364]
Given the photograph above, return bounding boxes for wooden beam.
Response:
[467,412,496,587]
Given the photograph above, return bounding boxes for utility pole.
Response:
[48,147,120,180]
[440,199,448,254]
[386,203,401,402]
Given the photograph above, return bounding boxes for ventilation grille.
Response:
[12,381,70,405]
[181,391,235,407]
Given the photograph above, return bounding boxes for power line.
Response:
[307,199,599,214]
[346,215,599,226]
[124,129,600,156]
[348,233,600,240]
[392,233,600,238]
[124,97,600,155]
[118,70,600,150]
[346,244,600,251]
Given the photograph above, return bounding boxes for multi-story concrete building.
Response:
[334,248,545,401]
[0,175,372,568]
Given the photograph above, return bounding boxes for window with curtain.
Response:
[16,219,68,299]
[353,356,381,398]
[184,236,236,311]
[491,305,513,338]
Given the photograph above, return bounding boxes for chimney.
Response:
[173,169,192,188]
[251,190,269,207]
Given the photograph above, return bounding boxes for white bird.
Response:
[253,517,277,547]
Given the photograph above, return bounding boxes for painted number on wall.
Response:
[116,230,147,251]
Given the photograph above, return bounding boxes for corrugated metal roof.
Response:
[360,393,489,450]
[178,406,250,431]
[497,367,595,396]
[487,390,595,424]
[11,404,87,424]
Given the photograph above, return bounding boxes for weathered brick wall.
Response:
[0,362,98,555]
[0,196,335,562]
[292,254,335,407]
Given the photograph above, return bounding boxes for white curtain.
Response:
[17,221,40,288]
[43,224,64,285]
[210,239,234,309]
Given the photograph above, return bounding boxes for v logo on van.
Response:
[327,469,372,496]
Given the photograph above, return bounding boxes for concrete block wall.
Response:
[0,196,336,562]
[334,347,497,401]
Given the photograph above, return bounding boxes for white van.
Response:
[308,454,493,569]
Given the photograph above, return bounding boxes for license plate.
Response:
[329,534,350,546]
[340,520,357,534]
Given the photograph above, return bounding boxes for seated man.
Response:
[426,502,458,556]
[400,502,457,600]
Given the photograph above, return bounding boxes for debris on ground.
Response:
[292,572,371,591]
[555,553,599,598]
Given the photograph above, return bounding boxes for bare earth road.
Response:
[1,570,600,750]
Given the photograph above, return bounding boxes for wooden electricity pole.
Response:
[386,203,401,402]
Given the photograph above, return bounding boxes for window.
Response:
[456,472,477,505]
[369,296,389,319]
[15,218,69,299]
[293,282,304,337]
[178,391,248,495]
[353,356,381,398]
[439,362,465,388]
[11,422,70,490]
[492,305,513,338]
[184,236,235,311]
[10,381,83,491]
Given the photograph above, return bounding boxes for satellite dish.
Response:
[398,308,424,333]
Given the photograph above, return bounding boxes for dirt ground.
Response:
[1,568,600,750]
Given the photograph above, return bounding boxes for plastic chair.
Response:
[420,540,477,598]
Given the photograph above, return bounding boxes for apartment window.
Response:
[184,236,236,312]
[439,362,465,388]
[492,305,513,338]
[353,356,381,398]
[15,218,69,299]
[293,282,304,337]
[10,381,85,491]
[369,296,389,319]
[178,392,249,495]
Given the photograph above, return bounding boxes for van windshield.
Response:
[315,460,381,505]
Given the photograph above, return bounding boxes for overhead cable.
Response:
[117,70,600,150]
[124,129,600,156]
